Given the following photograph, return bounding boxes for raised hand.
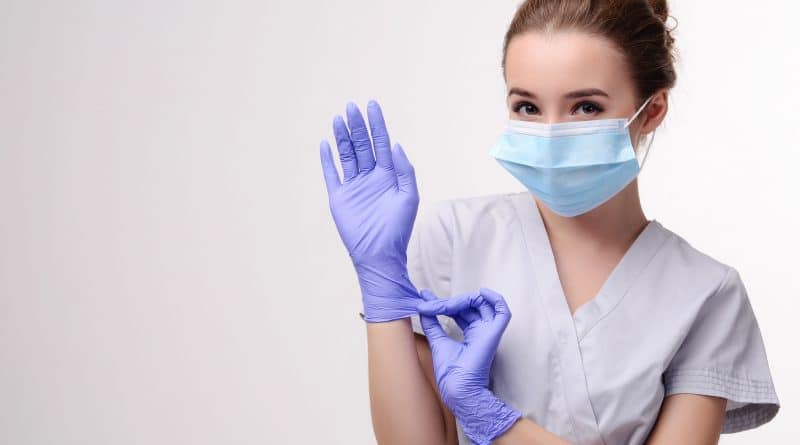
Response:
[319,100,421,322]
[417,287,522,445]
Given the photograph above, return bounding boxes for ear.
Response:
[640,88,669,135]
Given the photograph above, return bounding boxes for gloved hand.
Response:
[319,100,421,322]
[417,287,522,445]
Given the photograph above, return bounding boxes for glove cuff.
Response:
[354,262,421,322]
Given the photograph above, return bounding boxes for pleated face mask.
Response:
[490,96,655,217]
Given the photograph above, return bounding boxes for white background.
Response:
[1,0,797,443]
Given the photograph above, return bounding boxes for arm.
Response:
[414,332,461,445]
[493,417,570,445]
[495,393,726,445]
[319,100,456,444]
[364,318,457,445]
[644,394,726,445]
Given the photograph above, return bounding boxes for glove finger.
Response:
[453,306,484,331]
[346,102,376,173]
[479,287,512,336]
[417,290,483,317]
[332,115,358,181]
[391,143,418,196]
[419,313,450,344]
[319,140,341,194]
[452,313,469,332]
[479,287,511,320]
[476,297,494,321]
[366,99,393,170]
[419,289,474,330]
[458,307,481,324]
[419,288,438,302]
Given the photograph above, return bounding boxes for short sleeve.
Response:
[663,267,780,433]
[407,200,461,340]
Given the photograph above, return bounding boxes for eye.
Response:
[512,101,539,116]
[573,101,604,116]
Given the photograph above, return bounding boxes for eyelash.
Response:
[512,101,605,116]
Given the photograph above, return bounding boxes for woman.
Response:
[319,0,780,444]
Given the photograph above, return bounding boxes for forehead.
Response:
[505,30,632,96]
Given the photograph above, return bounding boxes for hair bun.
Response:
[648,0,669,22]
[648,0,676,49]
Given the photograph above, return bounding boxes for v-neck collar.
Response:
[509,191,672,445]
[510,191,672,342]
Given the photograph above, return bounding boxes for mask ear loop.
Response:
[624,95,656,168]
[638,126,656,169]
[624,95,654,128]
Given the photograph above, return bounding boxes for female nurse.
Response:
[319,0,780,444]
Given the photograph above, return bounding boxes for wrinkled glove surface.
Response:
[417,287,523,444]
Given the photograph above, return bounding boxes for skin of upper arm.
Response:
[414,333,459,445]
[644,393,727,445]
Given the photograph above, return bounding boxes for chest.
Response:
[550,243,627,316]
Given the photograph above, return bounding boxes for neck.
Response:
[535,180,649,249]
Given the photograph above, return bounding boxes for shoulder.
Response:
[445,191,519,216]
[431,191,523,237]
[659,224,780,432]
[652,221,740,298]
[410,192,522,266]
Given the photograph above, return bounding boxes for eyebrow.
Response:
[507,87,610,99]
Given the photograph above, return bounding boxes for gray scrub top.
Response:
[408,191,780,445]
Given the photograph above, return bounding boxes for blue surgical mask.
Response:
[489,96,655,217]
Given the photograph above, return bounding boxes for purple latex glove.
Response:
[417,287,522,445]
[319,100,421,322]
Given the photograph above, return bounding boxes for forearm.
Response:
[366,317,446,445]
[494,416,572,445]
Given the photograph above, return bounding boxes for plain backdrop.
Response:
[1,0,798,443]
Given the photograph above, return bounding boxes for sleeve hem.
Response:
[663,367,780,433]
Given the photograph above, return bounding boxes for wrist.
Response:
[350,247,409,272]
[354,261,421,322]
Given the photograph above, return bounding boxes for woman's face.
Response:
[504,30,665,137]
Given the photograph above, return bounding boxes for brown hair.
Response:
[501,0,678,102]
